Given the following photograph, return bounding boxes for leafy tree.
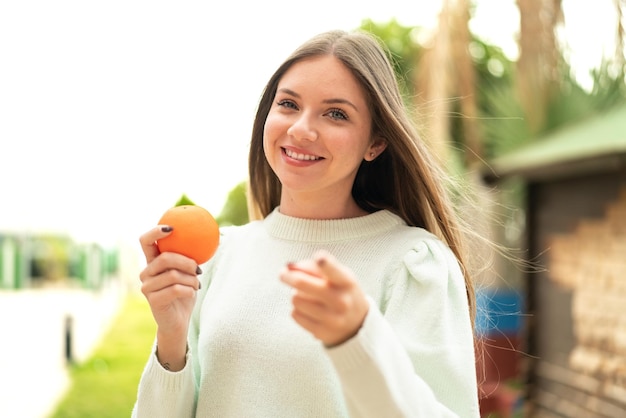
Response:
[361,5,625,164]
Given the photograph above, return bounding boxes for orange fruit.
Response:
[156,205,220,264]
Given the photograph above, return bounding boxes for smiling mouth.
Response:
[283,148,323,161]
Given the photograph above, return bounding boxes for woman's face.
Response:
[263,55,384,209]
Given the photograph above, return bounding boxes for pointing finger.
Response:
[313,250,354,288]
[282,263,328,297]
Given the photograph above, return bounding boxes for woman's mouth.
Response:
[283,148,323,161]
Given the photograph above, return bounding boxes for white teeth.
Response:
[285,148,320,161]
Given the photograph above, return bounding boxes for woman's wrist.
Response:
[155,329,188,372]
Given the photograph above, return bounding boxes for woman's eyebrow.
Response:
[323,98,358,112]
[277,87,300,98]
[277,87,359,111]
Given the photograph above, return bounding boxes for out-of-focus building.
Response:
[0,233,118,290]
[0,232,131,418]
[485,104,626,417]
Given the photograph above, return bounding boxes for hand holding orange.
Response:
[156,203,220,265]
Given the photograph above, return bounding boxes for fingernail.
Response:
[196,266,203,275]
[161,226,173,233]
[316,256,326,267]
[286,262,296,269]
[198,280,202,290]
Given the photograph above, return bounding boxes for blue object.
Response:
[475,288,524,336]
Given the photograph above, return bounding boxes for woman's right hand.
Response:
[138,225,201,371]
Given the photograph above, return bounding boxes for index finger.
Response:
[313,250,354,287]
[139,225,173,264]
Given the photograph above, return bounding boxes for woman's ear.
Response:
[364,137,388,161]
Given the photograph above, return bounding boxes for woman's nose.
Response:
[287,112,318,142]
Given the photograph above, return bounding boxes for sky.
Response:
[0,0,620,249]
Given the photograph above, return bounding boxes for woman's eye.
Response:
[277,99,298,110]
[328,108,348,120]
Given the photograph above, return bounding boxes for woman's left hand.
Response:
[279,250,369,347]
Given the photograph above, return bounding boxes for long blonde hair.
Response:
[247,30,476,325]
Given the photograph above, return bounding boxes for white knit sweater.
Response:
[133,208,479,417]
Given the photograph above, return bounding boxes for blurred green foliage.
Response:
[361,18,625,163]
[215,181,249,226]
[360,18,422,99]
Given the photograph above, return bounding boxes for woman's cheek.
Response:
[263,114,282,167]
[264,111,284,139]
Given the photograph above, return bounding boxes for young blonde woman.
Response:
[134,29,480,417]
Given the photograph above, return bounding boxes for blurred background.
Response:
[1,0,625,417]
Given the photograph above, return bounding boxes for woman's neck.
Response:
[278,192,368,220]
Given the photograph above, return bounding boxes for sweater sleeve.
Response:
[131,346,196,418]
[325,238,480,418]
[132,234,224,418]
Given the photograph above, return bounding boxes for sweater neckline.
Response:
[264,207,405,242]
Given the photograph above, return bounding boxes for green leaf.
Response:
[174,194,196,207]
